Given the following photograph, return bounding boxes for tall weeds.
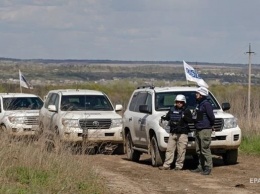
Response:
[211,84,260,136]
[0,134,108,194]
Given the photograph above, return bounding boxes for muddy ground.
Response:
[86,153,260,194]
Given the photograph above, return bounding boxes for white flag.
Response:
[19,70,33,89]
[183,60,209,88]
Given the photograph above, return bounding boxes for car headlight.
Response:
[159,119,170,132]
[223,118,238,129]
[8,116,25,124]
[111,118,122,128]
[62,119,79,128]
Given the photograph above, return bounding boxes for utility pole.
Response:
[246,43,254,124]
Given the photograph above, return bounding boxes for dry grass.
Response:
[0,134,108,194]
[211,84,260,136]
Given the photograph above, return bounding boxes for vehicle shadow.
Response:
[122,154,238,169]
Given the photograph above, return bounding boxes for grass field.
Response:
[0,135,108,194]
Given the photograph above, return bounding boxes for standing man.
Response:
[191,87,215,175]
[159,94,192,170]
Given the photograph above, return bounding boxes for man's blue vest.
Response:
[169,107,189,133]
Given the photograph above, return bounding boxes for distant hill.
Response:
[0,57,249,67]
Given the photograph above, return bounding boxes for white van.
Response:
[0,93,43,137]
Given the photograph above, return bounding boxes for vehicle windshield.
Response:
[155,91,221,111]
[60,95,114,111]
[3,97,43,110]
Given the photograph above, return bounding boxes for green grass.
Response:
[0,138,108,194]
[240,135,260,155]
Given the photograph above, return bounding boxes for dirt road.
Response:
[86,153,260,194]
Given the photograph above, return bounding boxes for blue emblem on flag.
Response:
[186,68,201,79]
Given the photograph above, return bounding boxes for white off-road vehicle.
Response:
[123,86,241,166]
[39,89,124,154]
[0,93,43,137]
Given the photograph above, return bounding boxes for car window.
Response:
[134,92,148,112]
[44,93,53,108]
[155,91,220,111]
[48,94,58,107]
[3,97,43,110]
[145,93,152,113]
[129,92,139,111]
[60,95,113,111]
[128,92,149,113]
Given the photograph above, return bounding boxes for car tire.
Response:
[113,143,125,155]
[125,132,140,162]
[150,136,164,167]
[223,149,238,165]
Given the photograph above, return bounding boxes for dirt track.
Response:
[86,153,260,194]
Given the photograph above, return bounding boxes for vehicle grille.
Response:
[79,119,112,129]
[188,118,223,131]
[24,116,39,125]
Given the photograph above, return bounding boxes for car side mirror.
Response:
[139,105,151,114]
[48,105,57,112]
[115,104,123,111]
[222,102,230,111]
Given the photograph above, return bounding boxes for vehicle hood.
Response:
[3,110,39,117]
[151,109,236,120]
[213,110,235,119]
[61,111,122,120]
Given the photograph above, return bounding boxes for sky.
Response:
[0,0,260,64]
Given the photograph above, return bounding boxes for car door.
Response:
[0,97,3,125]
[132,92,149,148]
[44,93,59,130]
[39,93,52,129]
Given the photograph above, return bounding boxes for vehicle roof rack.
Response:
[137,85,155,89]
[180,84,198,87]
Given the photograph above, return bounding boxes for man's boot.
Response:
[201,167,211,175]
[190,167,202,173]
[158,166,170,170]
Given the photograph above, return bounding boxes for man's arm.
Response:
[161,110,170,121]
[183,109,193,123]
[205,102,215,125]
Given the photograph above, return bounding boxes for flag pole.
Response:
[19,70,22,93]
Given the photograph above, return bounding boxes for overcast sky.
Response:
[0,0,260,64]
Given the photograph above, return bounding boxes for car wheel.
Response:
[126,132,140,162]
[223,149,238,165]
[150,136,164,167]
[113,143,125,155]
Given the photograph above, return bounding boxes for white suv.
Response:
[0,93,43,137]
[39,89,124,154]
[123,86,241,166]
